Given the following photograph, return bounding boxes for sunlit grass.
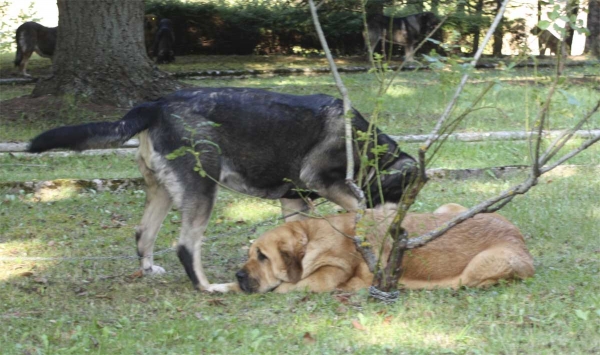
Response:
[2,62,598,141]
[220,198,281,223]
[0,54,598,353]
[1,169,598,354]
[2,139,597,183]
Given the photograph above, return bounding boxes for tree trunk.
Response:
[365,0,386,18]
[534,0,544,55]
[431,0,440,14]
[586,0,600,57]
[32,0,181,107]
[565,0,579,51]
[472,0,485,55]
[413,0,424,13]
[493,0,504,56]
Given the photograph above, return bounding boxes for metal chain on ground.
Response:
[368,286,400,304]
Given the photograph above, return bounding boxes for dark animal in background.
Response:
[365,12,440,61]
[14,22,57,77]
[153,19,176,64]
[144,14,159,56]
[530,27,568,57]
[28,87,417,292]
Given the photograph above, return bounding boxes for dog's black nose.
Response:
[236,269,248,281]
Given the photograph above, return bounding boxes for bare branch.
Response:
[308,0,373,270]
[531,77,560,175]
[383,17,447,93]
[423,0,511,152]
[540,133,600,174]
[405,99,599,249]
[428,82,496,162]
[540,100,600,165]
[308,0,357,192]
[482,195,516,213]
[406,175,537,249]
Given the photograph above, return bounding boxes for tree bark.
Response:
[565,0,579,51]
[32,0,181,107]
[586,0,600,57]
[493,0,504,56]
[431,0,440,14]
[537,0,543,55]
[472,0,485,55]
[365,0,386,18]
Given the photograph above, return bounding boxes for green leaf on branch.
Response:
[537,20,551,30]
[558,89,580,106]
[547,10,559,21]
[166,147,190,160]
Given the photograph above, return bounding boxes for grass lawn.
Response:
[1,56,598,141]
[1,169,599,354]
[0,53,599,354]
[1,138,599,183]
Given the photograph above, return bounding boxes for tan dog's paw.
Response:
[205,282,240,293]
[274,282,295,293]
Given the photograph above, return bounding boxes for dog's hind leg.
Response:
[404,44,415,62]
[314,182,360,212]
[136,157,172,275]
[280,198,313,222]
[176,182,226,292]
[458,244,535,288]
[364,27,382,59]
[18,50,34,77]
[15,29,34,77]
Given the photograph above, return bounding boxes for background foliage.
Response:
[145,0,532,56]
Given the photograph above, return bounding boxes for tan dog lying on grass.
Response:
[227,203,534,293]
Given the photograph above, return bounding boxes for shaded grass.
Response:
[2,138,599,183]
[0,53,51,78]
[0,94,127,142]
[180,65,600,136]
[1,59,598,141]
[2,52,592,77]
[0,84,35,101]
[1,169,599,354]
[0,153,139,182]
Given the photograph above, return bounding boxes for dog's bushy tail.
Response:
[14,28,24,67]
[14,48,22,67]
[28,102,159,153]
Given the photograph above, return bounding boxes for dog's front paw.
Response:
[274,282,295,293]
[204,283,239,293]
[143,265,166,275]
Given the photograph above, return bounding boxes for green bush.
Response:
[145,0,363,55]
[0,1,41,54]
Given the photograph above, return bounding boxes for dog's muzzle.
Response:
[236,268,255,293]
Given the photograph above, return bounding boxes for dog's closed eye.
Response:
[257,249,268,262]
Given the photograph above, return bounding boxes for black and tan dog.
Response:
[144,14,159,56]
[231,203,535,293]
[530,27,568,57]
[14,21,57,77]
[365,12,439,61]
[153,19,176,64]
[28,88,417,292]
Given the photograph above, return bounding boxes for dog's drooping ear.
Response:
[281,250,303,283]
[278,228,308,283]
